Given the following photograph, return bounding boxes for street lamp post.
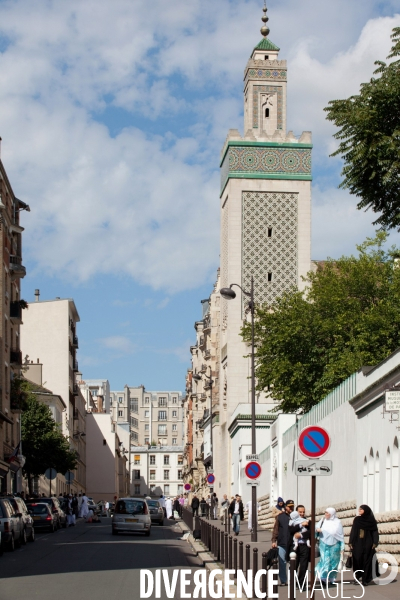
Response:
[193,366,214,517]
[220,276,258,542]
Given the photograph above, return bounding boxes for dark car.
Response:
[146,500,164,525]
[27,503,57,532]
[0,497,22,551]
[26,498,66,529]
[7,497,35,544]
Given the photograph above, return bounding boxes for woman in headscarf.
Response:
[349,505,379,586]
[315,508,344,585]
[275,497,285,512]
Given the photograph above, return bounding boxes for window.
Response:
[164,455,170,465]
[264,55,269,60]
[158,425,167,436]
[150,455,156,465]
[134,455,140,465]
[134,484,140,494]
[172,424,177,431]
[265,108,270,118]
[130,398,138,413]
[178,470,182,479]
[158,411,167,421]
[150,470,156,480]
[172,410,177,417]
[118,410,123,417]
[144,437,149,444]
[133,470,140,480]
[268,227,273,238]
[131,432,138,441]
[164,485,170,495]
[172,438,177,445]
[172,397,177,403]
[164,470,169,480]
[178,485,183,494]
[268,272,272,282]
[158,397,167,406]
[118,397,123,403]
[178,455,183,465]
[145,411,149,418]
[130,417,138,428]
[145,397,150,404]
[145,424,149,431]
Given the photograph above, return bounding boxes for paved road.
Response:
[0,518,206,600]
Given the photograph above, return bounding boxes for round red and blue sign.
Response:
[207,474,215,485]
[298,426,330,458]
[184,483,192,491]
[245,461,262,480]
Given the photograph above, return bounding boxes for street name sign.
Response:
[245,454,259,461]
[385,390,400,412]
[245,461,262,480]
[295,460,333,476]
[298,425,330,458]
[246,481,260,485]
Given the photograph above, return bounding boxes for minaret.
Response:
[216,3,312,497]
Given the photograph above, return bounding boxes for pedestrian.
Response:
[78,493,83,514]
[228,494,244,536]
[79,493,90,519]
[105,500,110,517]
[178,494,185,516]
[165,497,173,519]
[72,494,79,520]
[275,497,285,513]
[288,505,311,587]
[173,496,180,519]
[245,499,261,532]
[220,494,229,523]
[183,493,189,507]
[271,498,295,586]
[315,507,345,586]
[200,497,207,517]
[159,494,166,518]
[191,494,200,517]
[66,495,75,527]
[349,504,379,586]
[212,493,218,520]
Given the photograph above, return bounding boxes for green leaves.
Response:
[325,27,400,229]
[242,233,400,413]
[21,381,77,479]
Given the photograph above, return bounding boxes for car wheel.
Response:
[21,528,27,545]
[29,527,35,543]
[145,529,151,537]
[8,535,15,552]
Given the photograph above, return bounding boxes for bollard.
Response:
[289,551,297,600]
[217,527,220,561]
[228,511,231,534]
[272,555,279,597]
[208,522,212,551]
[246,544,251,575]
[228,535,233,569]
[261,552,267,597]
[239,541,244,576]
[224,509,228,533]
[220,530,225,564]
[214,527,217,559]
[233,538,238,578]
[252,548,258,599]
[224,533,229,569]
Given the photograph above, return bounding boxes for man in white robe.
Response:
[80,493,89,518]
[165,497,173,519]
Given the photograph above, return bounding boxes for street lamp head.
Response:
[192,374,202,382]
[220,287,236,300]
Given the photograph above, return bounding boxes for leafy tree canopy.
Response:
[325,28,400,229]
[20,379,77,480]
[242,233,400,413]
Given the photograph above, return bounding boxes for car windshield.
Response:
[29,504,49,515]
[115,500,146,515]
[147,501,160,508]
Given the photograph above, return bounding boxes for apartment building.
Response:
[130,445,184,497]
[110,386,184,447]
[0,158,29,494]
[82,378,110,414]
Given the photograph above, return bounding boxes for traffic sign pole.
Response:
[310,475,316,599]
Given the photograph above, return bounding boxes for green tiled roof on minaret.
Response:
[254,38,280,52]
[255,2,280,52]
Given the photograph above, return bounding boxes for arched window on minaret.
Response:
[265,108,270,118]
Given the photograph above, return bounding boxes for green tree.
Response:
[325,28,400,229]
[20,380,77,494]
[242,233,400,413]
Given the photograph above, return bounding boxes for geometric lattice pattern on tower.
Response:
[221,202,229,330]
[242,191,298,312]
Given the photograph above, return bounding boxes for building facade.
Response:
[0,158,28,494]
[130,446,184,498]
[110,386,183,447]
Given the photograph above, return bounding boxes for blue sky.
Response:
[1,0,400,392]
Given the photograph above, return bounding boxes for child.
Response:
[289,510,311,549]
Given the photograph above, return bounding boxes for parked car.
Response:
[7,496,35,544]
[27,503,57,532]
[87,499,100,515]
[0,497,22,551]
[112,498,151,536]
[26,497,66,529]
[146,499,164,526]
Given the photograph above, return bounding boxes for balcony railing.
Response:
[72,335,79,348]
[73,359,79,372]
[10,301,22,322]
[200,364,207,373]
[204,350,211,359]
[10,349,22,366]
[9,255,26,278]
[200,393,207,401]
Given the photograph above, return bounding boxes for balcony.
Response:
[73,383,79,396]
[9,255,26,279]
[73,359,79,372]
[10,301,22,323]
[72,335,79,348]
[204,350,211,360]
[199,336,205,348]
[200,363,207,373]
[200,393,207,401]
[204,380,212,391]
[73,408,79,421]
[10,349,22,366]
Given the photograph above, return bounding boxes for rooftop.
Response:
[254,38,280,52]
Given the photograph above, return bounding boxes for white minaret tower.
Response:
[215,3,312,498]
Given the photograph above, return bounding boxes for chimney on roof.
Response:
[34,289,40,302]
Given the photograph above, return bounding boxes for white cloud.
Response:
[99,335,135,354]
[0,0,399,294]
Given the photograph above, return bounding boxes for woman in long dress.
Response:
[165,497,173,519]
[349,505,379,586]
[79,494,89,519]
[315,508,344,585]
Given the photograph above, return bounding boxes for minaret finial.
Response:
[260,2,270,38]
